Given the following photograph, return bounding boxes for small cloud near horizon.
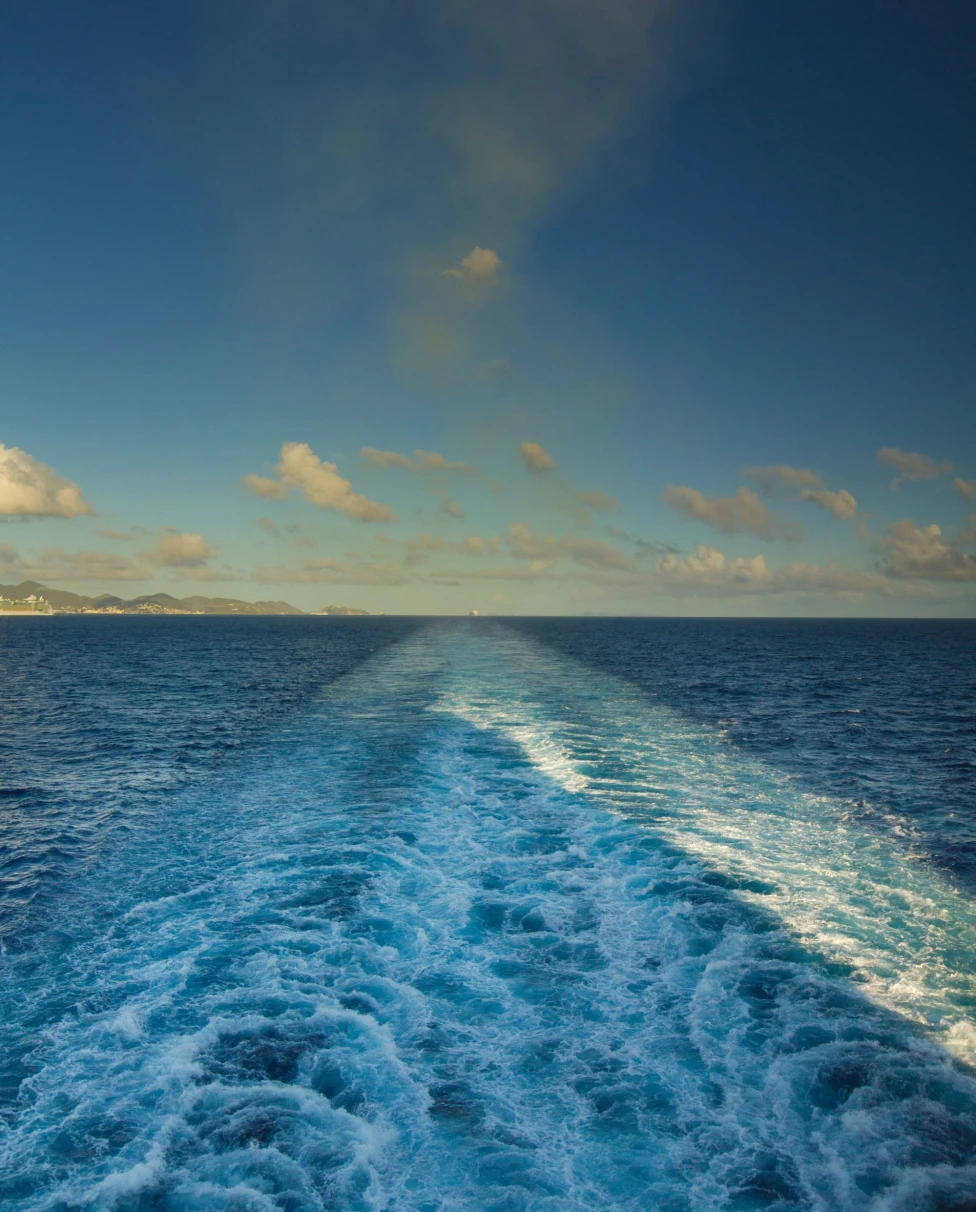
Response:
[443,247,502,287]
[520,442,556,473]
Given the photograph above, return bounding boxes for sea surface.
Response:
[0,616,974,1211]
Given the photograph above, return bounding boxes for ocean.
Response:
[0,616,974,1211]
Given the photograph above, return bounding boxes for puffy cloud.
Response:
[577,491,620,512]
[953,478,976,502]
[434,490,464,518]
[506,522,633,571]
[247,443,395,522]
[800,487,857,519]
[0,443,91,518]
[253,517,281,537]
[520,442,556,473]
[663,485,802,541]
[443,246,503,285]
[878,447,953,489]
[361,446,471,472]
[878,519,976,581]
[655,546,893,596]
[143,532,217,568]
[743,464,823,494]
[253,558,405,586]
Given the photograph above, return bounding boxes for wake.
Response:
[1,623,975,1210]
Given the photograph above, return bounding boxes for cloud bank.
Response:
[879,519,976,581]
[654,546,893,597]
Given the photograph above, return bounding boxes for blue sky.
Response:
[1,0,974,614]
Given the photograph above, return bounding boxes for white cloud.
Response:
[878,447,953,489]
[247,443,395,522]
[800,487,857,519]
[663,484,802,541]
[443,246,502,285]
[878,519,976,581]
[361,446,471,472]
[143,532,217,568]
[520,442,556,473]
[0,443,91,518]
[743,464,823,494]
[655,546,894,597]
[953,478,976,502]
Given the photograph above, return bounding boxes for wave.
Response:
[1,623,974,1210]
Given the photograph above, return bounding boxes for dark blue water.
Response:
[1,617,974,1210]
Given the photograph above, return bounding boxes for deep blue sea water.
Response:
[0,616,974,1211]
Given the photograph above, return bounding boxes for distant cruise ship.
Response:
[0,593,54,615]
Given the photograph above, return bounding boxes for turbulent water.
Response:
[1,617,975,1211]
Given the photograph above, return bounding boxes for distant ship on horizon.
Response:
[0,593,54,616]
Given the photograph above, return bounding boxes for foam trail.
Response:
[441,626,976,1062]
[1,624,975,1210]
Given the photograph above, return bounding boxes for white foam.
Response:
[438,627,976,1064]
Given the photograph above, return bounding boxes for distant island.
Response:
[0,581,369,617]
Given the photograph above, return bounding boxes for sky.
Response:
[1,0,974,615]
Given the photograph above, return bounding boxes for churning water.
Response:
[1,617,975,1210]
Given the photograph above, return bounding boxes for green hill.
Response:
[0,582,305,615]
